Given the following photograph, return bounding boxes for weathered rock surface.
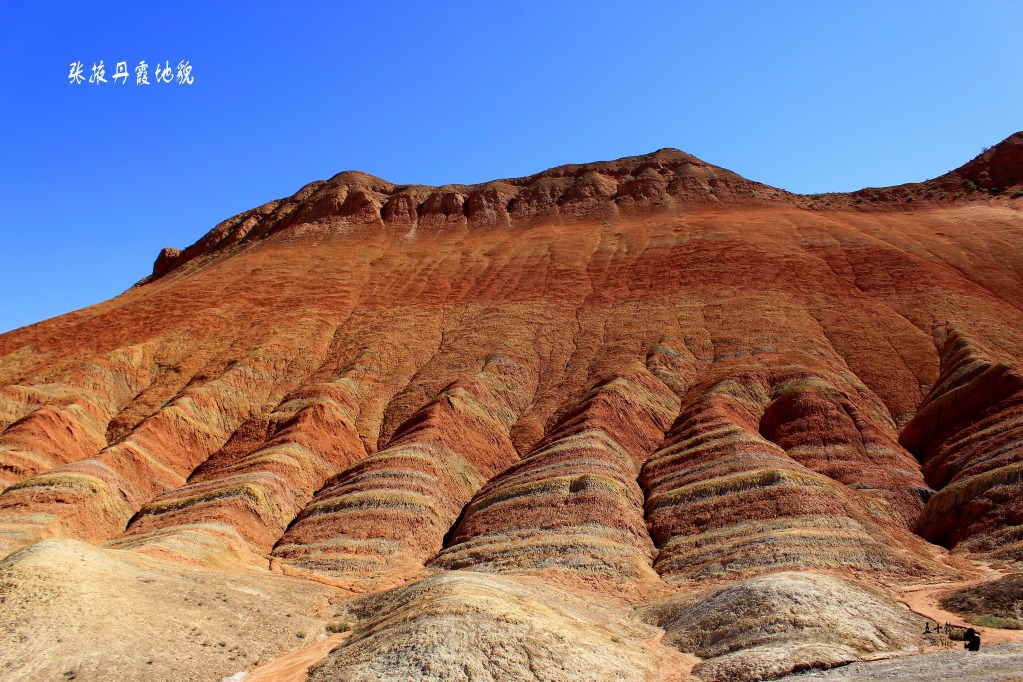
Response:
[640,571,925,681]
[307,572,675,682]
[431,365,683,597]
[270,344,540,589]
[0,135,1022,680]
[642,367,957,587]
[903,330,1023,562]
[778,643,1023,682]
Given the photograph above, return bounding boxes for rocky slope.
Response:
[1,133,1022,680]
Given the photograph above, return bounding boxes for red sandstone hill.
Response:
[1,134,1022,681]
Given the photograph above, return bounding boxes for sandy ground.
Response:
[0,539,335,682]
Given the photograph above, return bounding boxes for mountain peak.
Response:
[144,136,1023,284]
[144,148,790,283]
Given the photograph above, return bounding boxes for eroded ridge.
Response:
[642,367,956,586]
[0,322,336,559]
[106,373,369,568]
[759,371,933,526]
[905,329,1023,562]
[430,363,680,595]
[146,148,792,283]
[102,308,444,570]
[0,343,162,489]
[270,346,540,589]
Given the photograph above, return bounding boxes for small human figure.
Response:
[924,622,931,634]
[936,622,943,633]
[966,633,980,651]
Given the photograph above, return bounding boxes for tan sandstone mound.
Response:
[641,571,925,681]
[307,572,677,682]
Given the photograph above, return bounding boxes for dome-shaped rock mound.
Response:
[641,571,925,682]
[307,572,669,682]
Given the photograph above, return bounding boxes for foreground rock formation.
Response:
[2,133,1023,680]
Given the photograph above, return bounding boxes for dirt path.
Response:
[641,628,702,681]
[896,560,1023,646]
[241,633,348,682]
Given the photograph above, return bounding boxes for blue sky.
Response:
[1,1,1021,334]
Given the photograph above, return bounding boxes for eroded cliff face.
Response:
[1,135,1022,681]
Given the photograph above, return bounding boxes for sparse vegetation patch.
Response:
[939,573,1023,630]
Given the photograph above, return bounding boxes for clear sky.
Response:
[1,1,1021,334]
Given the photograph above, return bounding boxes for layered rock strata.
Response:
[431,364,682,596]
[904,329,1023,561]
[270,344,540,589]
[1,134,1022,681]
[642,367,955,586]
